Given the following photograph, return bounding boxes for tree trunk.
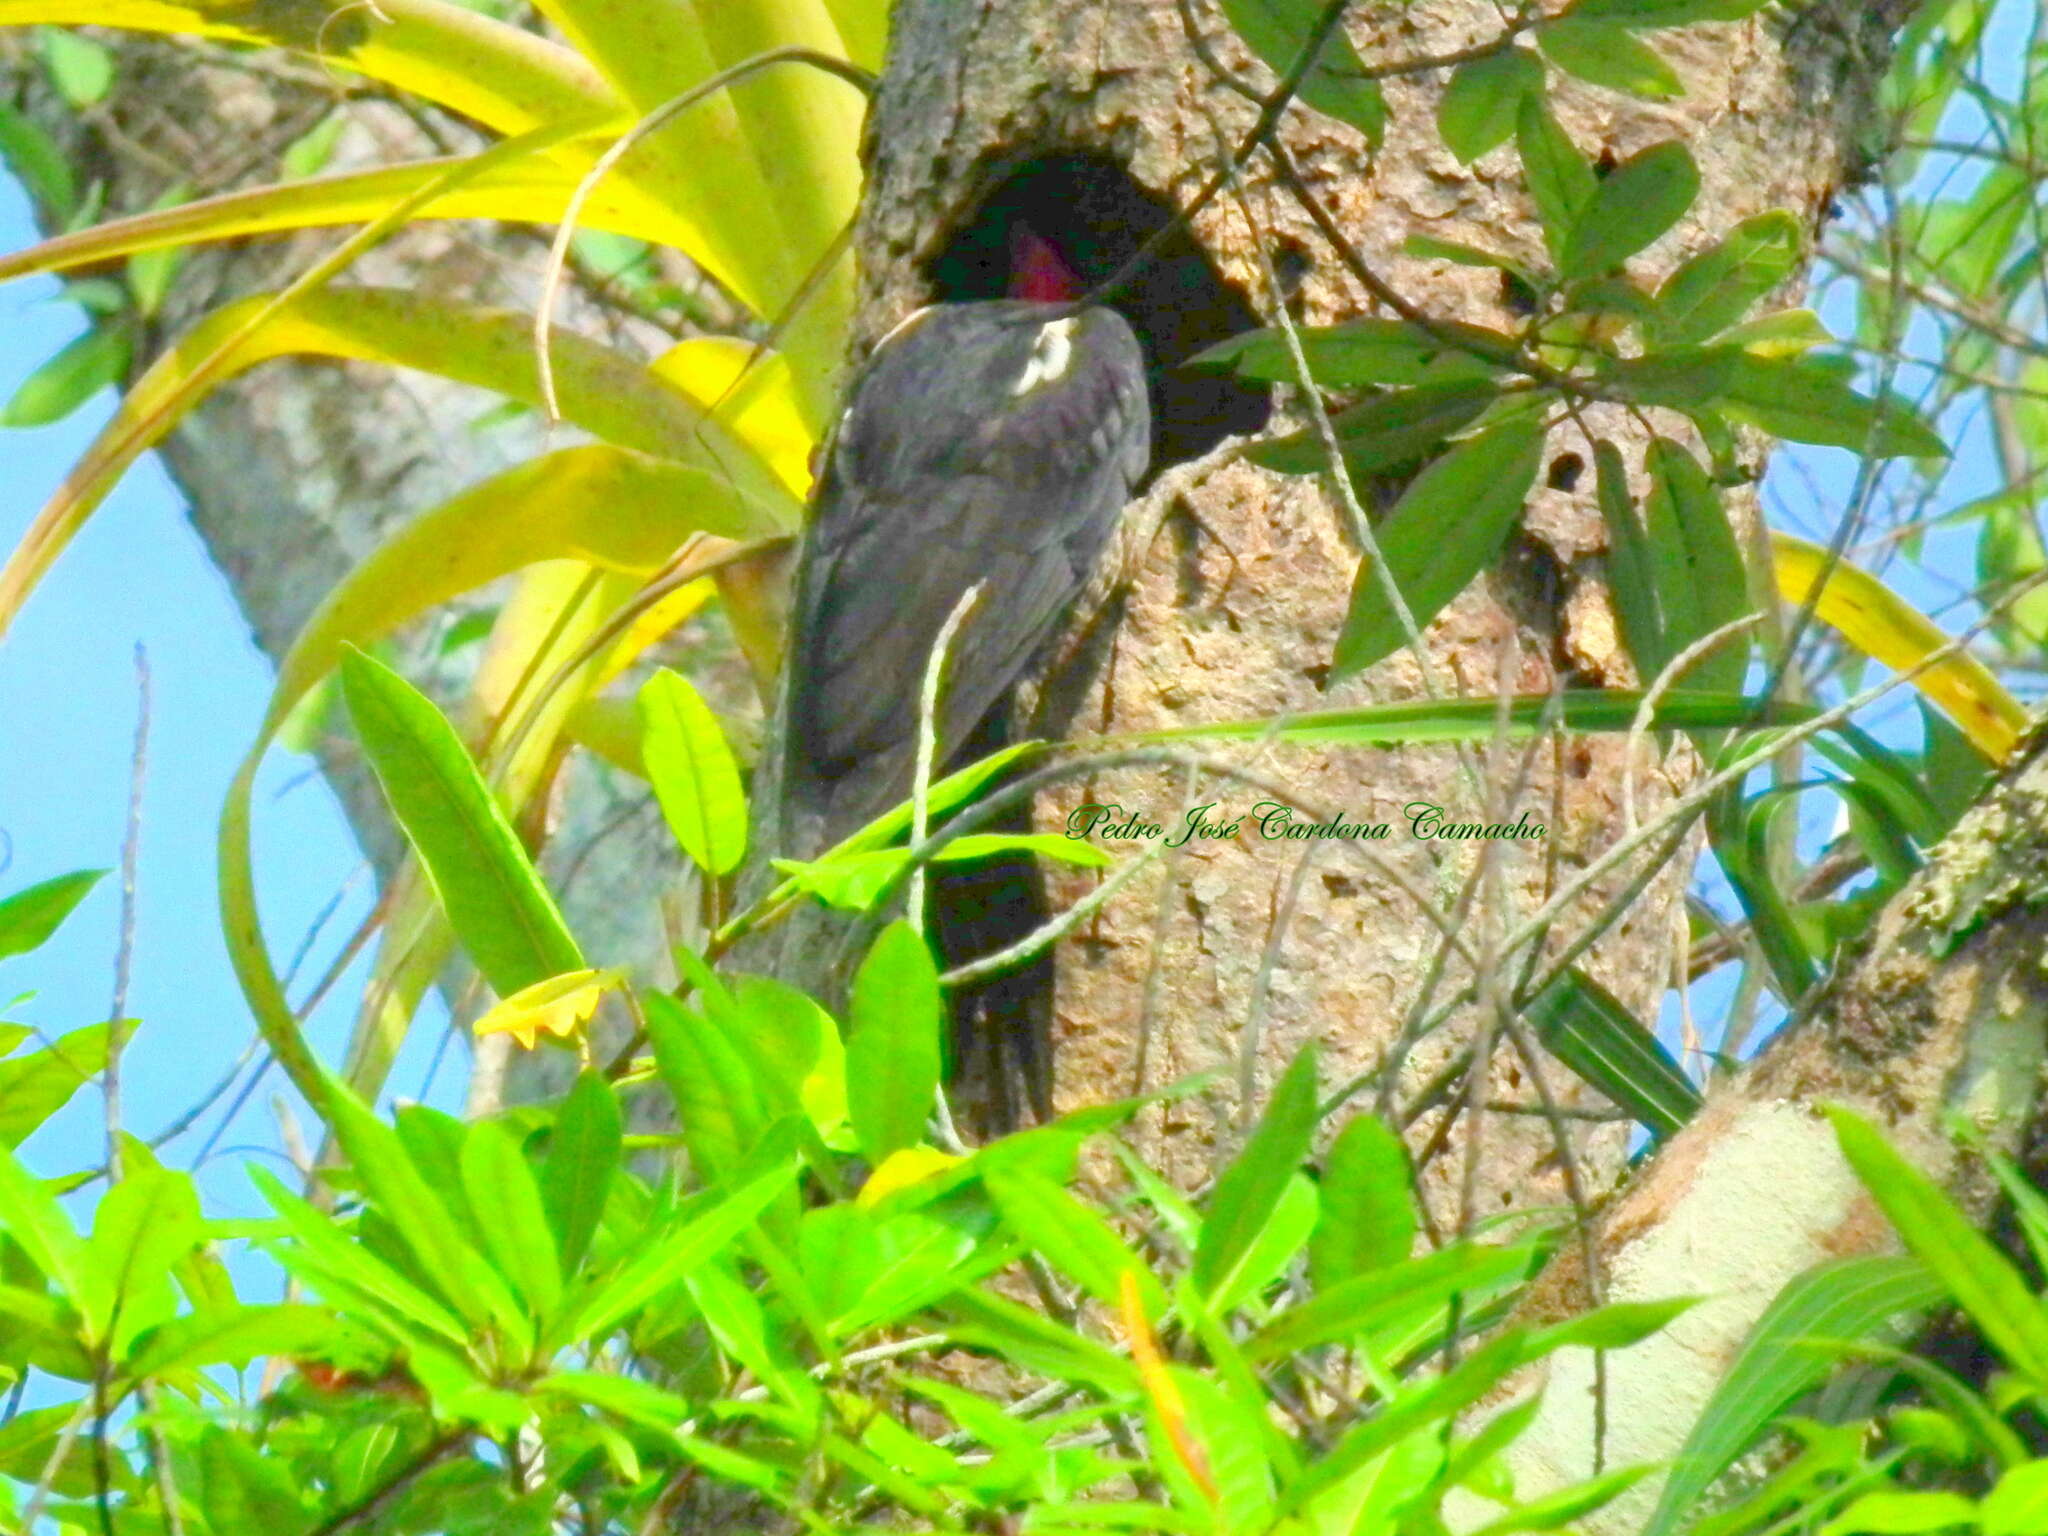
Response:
[854,0,1906,1217]
[1505,725,2048,1529]
[2,33,686,1104]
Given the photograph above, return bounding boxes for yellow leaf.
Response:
[821,0,891,72]
[526,0,862,419]
[652,337,819,499]
[0,151,703,287]
[0,285,799,644]
[0,0,619,137]
[474,968,625,1050]
[1121,1272,1220,1508]
[591,577,716,692]
[1772,532,2029,762]
[263,449,776,742]
[564,695,647,777]
[858,1146,963,1208]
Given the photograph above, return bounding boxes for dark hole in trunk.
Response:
[926,151,1271,476]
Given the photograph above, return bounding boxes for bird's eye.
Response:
[1011,317,1077,396]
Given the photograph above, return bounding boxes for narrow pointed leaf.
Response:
[1560,141,1700,278]
[985,1166,1167,1319]
[640,668,749,877]
[1309,1114,1417,1289]
[0,0,622,138]
[339,646,584,996]
[0,869,104,961]
[1517,93,1596,260]
[1828,1107,2048,1386]
[1333,417,1546,679]
[1773,532,2026,762]
[1593,440,1668,678]
[1643,1253,1945,1536]
[543,1069,621,1276]
[1525,969,1702,1138]
[1439,47,1544,163]
[1653,210,1803,344]
[1538,20,1682,98]
[1217,0,1388,142]
[846,922,943,1163]
[1196,1044,1321,1301]
[462,1118,564,1319]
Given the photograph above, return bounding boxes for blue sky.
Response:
[0,171,461,1225]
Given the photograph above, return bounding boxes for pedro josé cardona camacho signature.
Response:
[1064,800,1549,847]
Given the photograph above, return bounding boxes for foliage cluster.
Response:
[0,0,2046,1532]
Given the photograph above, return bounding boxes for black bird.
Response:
[780,293,1151,855]
[773,250,1151,1122]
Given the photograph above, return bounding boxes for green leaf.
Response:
[0,1021,110,1147]
[1439,47,1544,163]
[1819,1491,1978,1536]
[0,1139,99,1331]
[640,668,748,878]
[280,110,347,179]
[646,988,766,1187]
[320,1070,520,1337]
[1248,378,1503,476]
[1565,0,1774,23]
[461,1118,563,1320]
[1983,1463,2048,1536]
[1829,1107,2048,1385]
[0,1403,96,1499]
[984,1165,1166,1318]
[1641,1254,1945,1536]
[89,1162,201,1353]
[1560,141,1700,279]
[1536,1295,1695,1351]
[1153,1365,1278,1530]
[1309,1115,1416,1289]
[1217,0,1387,144]
[1653,210,1803,344]
[0,321,130,428]
[846,922,943,1164]
[1406,234,1535,277]
[125,1302,334,1378]
[125,183,192,320]
[196,1424,313,1532]
[774,834,1110,912]
[1333,417,1546,680]
[1467,1463,1657,1536]
[1644,437,1751,693]
[1593,440,1667,678]
[1196,1044,1321,1302]
[251,1166,470,1348]
[1713,354,1948,458]
[1249,1240,1537,1361]
[1189,317,1514,386]
[37,25,113,107]
[338,645,584,996]
[565,1142,796,1342]
[1538,19,1682,97]
[0,101,76,218]
[733,974,848,1143]
[1517,92,1596,263]
[1525,968,1702,1137]
[542,1069,620,1277]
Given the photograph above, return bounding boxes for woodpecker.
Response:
[769,242,1150,1122]
[779,287,1151,857]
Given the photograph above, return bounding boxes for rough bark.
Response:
[855,0,1904,1216]
[1504,723,2048,1529]
[2,33,689,1100]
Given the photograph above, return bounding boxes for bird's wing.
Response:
[783,303,1149,847]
